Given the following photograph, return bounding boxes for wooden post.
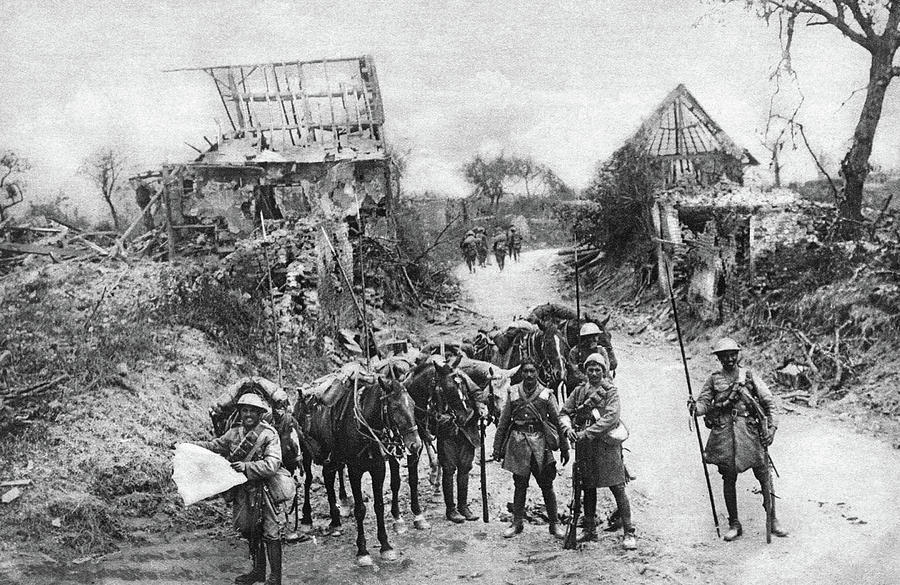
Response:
[163,176,177,261]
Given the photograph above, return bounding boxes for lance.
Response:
[659,236,721,538]
[574,237,581,321]
[259,212,284,387]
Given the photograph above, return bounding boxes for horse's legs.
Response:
[301,458,313,526]
[388,457,406,534]
[425,441,441,496]
[407,448,431,529]
[348,466,371,563]
[338,464,353,513]
[371,462,395,559]
[323,463,341,531]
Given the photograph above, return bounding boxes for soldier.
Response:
[474,226,489,267]
[689,338,788,542]
[492,359,570,539]
[435,374,482,523]
[492,232,508,271]
[566,322,617,387]
[195,393,285,585]
[460,230,478,273]
[507,226,522,262]
[560,353,636,550]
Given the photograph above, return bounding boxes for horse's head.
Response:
[378,377,422,457]
[483,365,518,422]
[540,323,569,389]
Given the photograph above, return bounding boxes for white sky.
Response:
[1,0,898,218]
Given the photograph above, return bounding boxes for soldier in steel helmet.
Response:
[567,322,617,387]
[689,338,788,542]
[195,393,285,584]
[560,353,636,549]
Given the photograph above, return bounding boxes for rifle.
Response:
[660,246,721,538]
[479,416,489,523]
[739,385,776,544]
[563,460,582,550]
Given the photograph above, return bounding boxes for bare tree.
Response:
[740,0,900,233]
[0,150,30,221]
[80,147,129,230]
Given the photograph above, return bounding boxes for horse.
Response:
[502,321,570,403]
[307,372,421,566]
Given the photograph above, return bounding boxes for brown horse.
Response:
[306,373,421,566]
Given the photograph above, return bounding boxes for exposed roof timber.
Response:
[627,83,755,164]
[163,56,367,73]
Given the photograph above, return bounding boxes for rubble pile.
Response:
[0,216,116,275]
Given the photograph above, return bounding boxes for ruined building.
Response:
[628,84,820,321]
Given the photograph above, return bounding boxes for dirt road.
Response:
[9,249,899,584]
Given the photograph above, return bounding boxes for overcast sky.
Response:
[2,0,898,218]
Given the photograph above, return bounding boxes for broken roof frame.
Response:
[166,56,385,157]
[628,84,758,166]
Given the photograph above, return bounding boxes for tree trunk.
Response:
[103,192,122,231]
[839,46,896,230]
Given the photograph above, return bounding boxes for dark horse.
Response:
[503,321,569,401]
[307,372,421,565]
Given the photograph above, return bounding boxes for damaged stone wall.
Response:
[655,180,822,322]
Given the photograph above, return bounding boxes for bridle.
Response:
[352,375,418,461]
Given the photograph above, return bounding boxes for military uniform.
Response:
[567,343,613,387]
[435,381,482,522]
[492,381,569,536]
[492,235,507,270]
[695,365,784,539]
[560,379,633,542]
[197,418,285,584]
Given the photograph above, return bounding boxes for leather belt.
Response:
[514,422,541,433]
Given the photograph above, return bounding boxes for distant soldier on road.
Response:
[460,230,478,274]
[560,353,636,549]
[492,232,508,271]
[474,226,489,268]
[507,226,522,262]
[195,393,285,585]
[689,338,788,542]
[492,359,570,540]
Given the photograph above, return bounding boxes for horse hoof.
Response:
[413,515,431,530]
[327,526,343,537]
[357,554,374,567]
[381,549,398,562]
[393,518,408,535]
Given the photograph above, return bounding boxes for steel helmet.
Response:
[583,352,609,371]
[579,322,602,337]
[466,230,475,236]
[711,337,741,355]
[236,393,270,412]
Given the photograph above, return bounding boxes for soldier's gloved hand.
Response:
[231,461,247,473]
[560,451,570,466]
[687,398,696,416]
[565,428,578,444]
[491,451,502,464]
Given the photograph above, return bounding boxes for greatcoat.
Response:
[694,367,777,475]
[560,379,626,488]
[197,421,285,539]
[492,382,569,477]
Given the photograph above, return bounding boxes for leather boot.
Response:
[235,537,266,584]
[577,515,598,542]
[723,520,743,542]
[443,472,464,523]
[771,517,788,537]
[544,489,565,539]
[264,539,282,585]
[457,474,478,521]
[622,528,637,550]
[503,517,523,538]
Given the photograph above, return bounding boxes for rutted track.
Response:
[7,249,899,584]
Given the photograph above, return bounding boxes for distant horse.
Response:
[307,373,421,565]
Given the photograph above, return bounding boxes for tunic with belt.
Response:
[694,367,777,475]
[560,379,626,488]
[492,382,569,477]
